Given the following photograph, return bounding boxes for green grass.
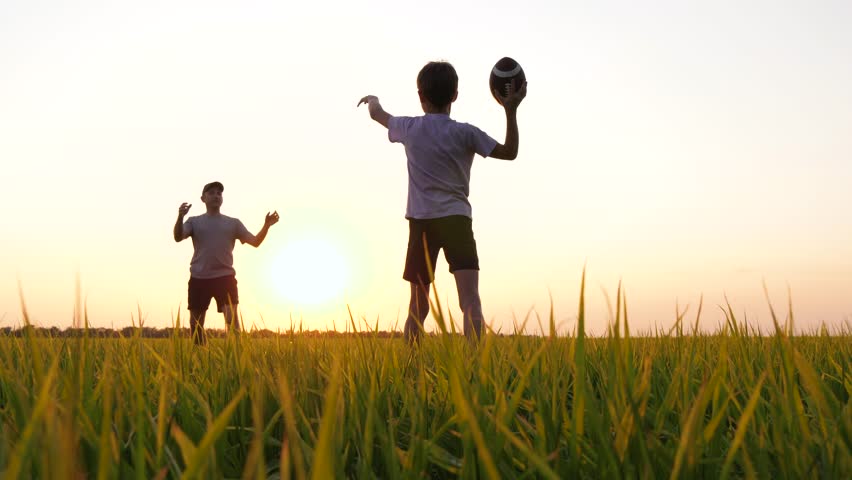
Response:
[0,284,850,478]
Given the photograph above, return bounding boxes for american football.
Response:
[490,57,526,104]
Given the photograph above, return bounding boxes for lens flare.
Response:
[268,236,349,306]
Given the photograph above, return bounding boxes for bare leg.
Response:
[223,304,240,335]
[404,282,430,344]
[189,309,207,345]
[454,269,483,341]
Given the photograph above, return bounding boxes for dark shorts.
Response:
[188,275,239,312]
[404,215,479,285]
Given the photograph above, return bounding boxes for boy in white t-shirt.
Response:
[173,181,279,344]
[358,61,527,342]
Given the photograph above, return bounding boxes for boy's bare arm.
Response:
[174,203,191,242]
[489,82,528,161]
[246,211,280,248]
[357,95,391,129]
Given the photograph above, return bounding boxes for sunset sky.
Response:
[1,0,850,334]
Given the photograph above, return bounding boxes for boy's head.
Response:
[201,181,224,208]
[417,61,458,112]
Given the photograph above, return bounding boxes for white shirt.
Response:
[389,114,497,219]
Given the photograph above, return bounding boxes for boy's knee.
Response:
[410,299,430,318]
[409,287,430,314]
[459,294,481,312]
[189,311,205,325]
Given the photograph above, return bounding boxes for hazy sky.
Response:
[1,0,850,334]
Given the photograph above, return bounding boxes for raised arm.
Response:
[357,95,391,129]
[488,82,528,161]
[245,211,280,248]
[173,203,191,242]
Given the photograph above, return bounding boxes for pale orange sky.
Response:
[1,0,850,334]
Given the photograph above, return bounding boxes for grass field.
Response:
[1,284,850,479]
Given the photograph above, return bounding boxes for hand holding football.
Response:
[490,57,526,104]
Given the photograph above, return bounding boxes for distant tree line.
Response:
[0,326,416,339]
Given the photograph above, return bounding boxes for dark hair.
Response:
[417,61,458,108]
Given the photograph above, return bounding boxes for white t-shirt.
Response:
[182,213,254,279]
[388,113,497,219]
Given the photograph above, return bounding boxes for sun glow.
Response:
[268,235,350,306]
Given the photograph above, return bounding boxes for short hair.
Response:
[417,61,458,108]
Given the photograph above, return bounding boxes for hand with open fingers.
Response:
[265,211,280,227]
[178,203,192,216]
[492,81,528,110]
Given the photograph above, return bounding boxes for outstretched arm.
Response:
[357,95,391,129]
[246,211,280,248]
[488,82,528,161]
[173,203,191,242]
